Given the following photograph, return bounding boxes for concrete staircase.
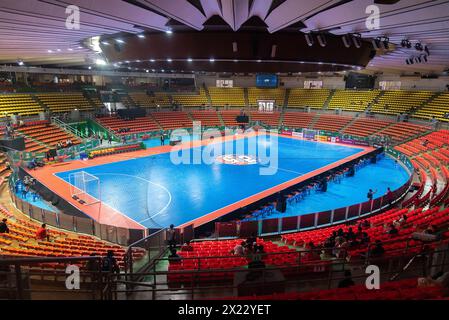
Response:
[339,116,358,133]
[243,88,249,108]
[217,112,226,127]
[121,93,137,108]
[202,83,212,108]
[149,113,164,131]
[283,88,290,109]
[278,111,285,128]
[31,94,48,112]
[323,89,336,109]
[410,91,443,116]
[308,113,321,129]
[364,90,386,113]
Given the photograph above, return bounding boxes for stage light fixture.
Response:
[352,33,362,48]
[317,34,327,47]
[342,35,351,48]
[304,33,314,47]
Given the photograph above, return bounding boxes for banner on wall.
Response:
[292,131,303,138]
[280,130,293,136]
[338,138,370,146]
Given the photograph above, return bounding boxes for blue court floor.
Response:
[248,156,410,220]
[55,135,409,228]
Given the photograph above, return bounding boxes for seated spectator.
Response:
[36,223,50,241]
[101,250,120,273]
[246,235,256,249]
[345,227,356,241]
[0,218,9,233]
[425,225,438,235]
[338,270,355,288]
[360,232,370,245]
[320,249,334,261]
[333,238,349,259]
[363,220,371,228]
[370,240,385,257]
[248,244,266,269]
[168,248,181,263]
[27,158,37,170]
[388,224,399,236]
[337,228,344,237]
[230,241,246,256]
[180,240,193,252]
[418,271,449,288]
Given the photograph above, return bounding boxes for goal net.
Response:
[68,171,101,205]
[302,128,318,140]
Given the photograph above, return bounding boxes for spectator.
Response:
[363,220,371,228]
[418,271,449,288]
[160,134,165,146]
[248,244,266,269]
[246,235,257,248]
[320,249,334,261]
[231,241,246,256]
[338,270,355,288]
[345,227,356,241]
[425,225,438,234]
[370,240,385,257]
[388,224,399,236]
[336,228,344,237]
[167,224,176,249]
[36,223,50,241]
[168,248,181,262]
[360,232,370,245]
[180,240,193,252]
[101,250,120,273]
[86,252,101,284]
[0,218,9,233]
[367,189,377,201]
[385,187,393,205]
[333,238,349,259]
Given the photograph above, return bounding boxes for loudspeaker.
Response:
[276,198,287,213]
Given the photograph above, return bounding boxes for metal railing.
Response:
[0,240,448,299]
[8,175,144,246]
[215,150,414,238]
[124,228,168,275]
[51,116,84,138]
[117,240,449,300]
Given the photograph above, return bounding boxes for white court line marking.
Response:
[93,173,172,224]
[258,163,304,176]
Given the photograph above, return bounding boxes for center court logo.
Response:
[216,154,258,165]
[169,123,278,176]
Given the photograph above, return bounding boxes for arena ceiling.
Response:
[0,0,448,75]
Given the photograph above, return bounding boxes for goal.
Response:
[302,128,318,140]
[68,171,101,205]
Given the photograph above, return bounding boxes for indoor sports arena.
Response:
[0,0,449,306]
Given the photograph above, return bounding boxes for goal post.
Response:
[302,128,318,140]
[68,171,101,205]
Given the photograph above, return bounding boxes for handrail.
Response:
[124,228,167,274]
[50,116,84,138]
